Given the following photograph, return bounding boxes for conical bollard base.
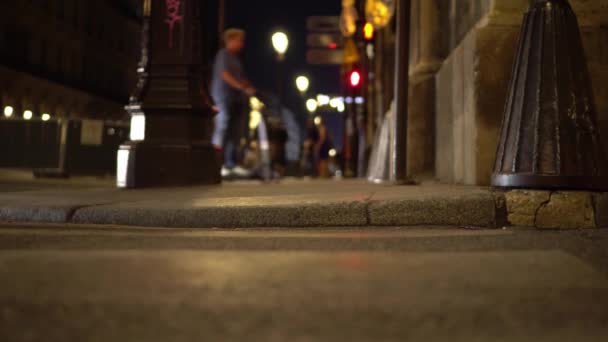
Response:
[492,0,608,191]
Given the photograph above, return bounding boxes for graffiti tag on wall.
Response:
[165,0,184,48]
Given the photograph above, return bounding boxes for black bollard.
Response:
[492,0,608,190]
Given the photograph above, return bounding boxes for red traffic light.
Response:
[349,70,362,87]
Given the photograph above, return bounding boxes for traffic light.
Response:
[348,69,362,88]
[363,22,374,41]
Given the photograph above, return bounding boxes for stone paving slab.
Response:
[369,187,497,227]
[1,248,607,341]
[0,180,501,229]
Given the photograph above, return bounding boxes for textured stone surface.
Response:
[0,206,75,224]
[369,188,496,227]
[504,190,551,227]
[2,226,608,342]
[72,199,369,228]
[536,192,596,229]
[434,0,608,186]
[594,193,608,228]
[0,176,501,229]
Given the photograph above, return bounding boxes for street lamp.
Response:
[272,31,289,105]
[295,75,310,93]
[306,99,318,113]
[3,106,13,118]
[271,31,289,60]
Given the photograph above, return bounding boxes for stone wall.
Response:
[434,0,608,186]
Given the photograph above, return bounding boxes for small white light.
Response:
[337,102,346,113]
[306,99,318,113]
[116,149,130,188]
[272,31,289,55]
[329,149,337,157]
[355,97,364,104]
[295,75,310,93]
[3,106,14,118]
[314,116,322,126]
[345,97,353,104]
[130,114,146,141]
[41,113,51,121]
[329,97,342,108]
[317,95,330,106]
[23,110,33,120]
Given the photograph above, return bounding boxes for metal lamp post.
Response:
[492,0,608,190]
[117,0,219,188]
[390,0,411,184]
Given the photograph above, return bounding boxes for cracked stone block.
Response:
[504,190,551,227]
[593,193,608,228]
[536,192,595,229]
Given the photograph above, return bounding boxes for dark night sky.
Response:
[206,0,342,111]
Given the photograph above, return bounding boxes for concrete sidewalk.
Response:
[0,177,501,229]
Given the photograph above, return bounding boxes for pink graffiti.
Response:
[165,0,184,48]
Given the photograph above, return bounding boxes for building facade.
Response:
[0,0,141,121]
[404,0,608,185]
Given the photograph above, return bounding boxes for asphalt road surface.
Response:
[1,224,607,342]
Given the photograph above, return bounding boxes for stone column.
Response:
[406,0,443,177]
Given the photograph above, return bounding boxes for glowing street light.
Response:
[271,31,289,60]
[23,110,33,120]
[295,75,310,93]
[306,99,318,113]
[3,106,14,118]
[329,97,343,108]
[41,113,51,122]
[337,102,346,113]
[317,94,330,106]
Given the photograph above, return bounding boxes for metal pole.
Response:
[218,0,225,43]
[390,0,411,183]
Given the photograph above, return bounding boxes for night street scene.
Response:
[1,0,608,341]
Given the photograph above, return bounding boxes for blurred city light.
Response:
[249,110,262,130]
[295,75,310,93]
[41,113,51,121]
[329,149,337,157]
[23,110,33,120]
[355,96,365,104]
[314,116,322,126]
[3,106,14,118]
[363,22,375,40]
[329,97,343,108]
[337,102,346,113]
[349,70,361,87]
[272,31,289,55]
[250,96,264,110]
[130,114,145,141]
[317,94,330,106]
[306,99,318,113]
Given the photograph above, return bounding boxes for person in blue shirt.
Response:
[211,28,256,178]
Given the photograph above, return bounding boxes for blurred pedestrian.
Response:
[211,28,256,178]
[315,117,332,178]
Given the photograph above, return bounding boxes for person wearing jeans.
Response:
[210,28,256,177]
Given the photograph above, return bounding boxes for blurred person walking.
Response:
[211,28,256,178]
